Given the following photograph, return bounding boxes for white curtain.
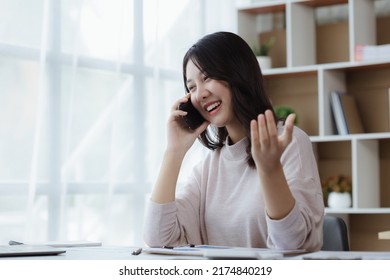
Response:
[0,0,236,246]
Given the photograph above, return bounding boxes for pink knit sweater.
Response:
[144,126,324,251]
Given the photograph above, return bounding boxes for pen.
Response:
[131,247,142,255]
[162,244,195,249]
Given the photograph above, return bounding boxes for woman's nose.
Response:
[194,85,210,102]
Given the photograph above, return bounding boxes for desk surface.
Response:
[2,246,390,260]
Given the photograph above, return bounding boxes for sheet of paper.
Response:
[142,245,305,259]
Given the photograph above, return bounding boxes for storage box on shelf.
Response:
[237,0,390,251]
[346,65,390,133]
[263,70,318,136]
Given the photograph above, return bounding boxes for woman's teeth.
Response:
[206,101,221,112]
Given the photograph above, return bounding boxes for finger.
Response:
[265,110,278,141]
[173,95,191,111]
[284,113,296,129]
[250,119,259,150]
[280,113,295,147]
[194,120,210,134]
[257,113,269,146]
[172,110,187,117]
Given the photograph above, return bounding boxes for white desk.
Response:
[294,250,390,260]
[2,246,390,260]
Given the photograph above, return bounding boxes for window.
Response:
[0,0,235,245]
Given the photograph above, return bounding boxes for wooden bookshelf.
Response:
[237,0,390,251]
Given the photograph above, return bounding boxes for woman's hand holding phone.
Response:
[178,98,205,130]
[166,95,208,154]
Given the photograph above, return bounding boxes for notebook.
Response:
[0,245,66,257]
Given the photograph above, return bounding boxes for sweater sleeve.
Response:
[143,163,204,247]
[266,127,324,251]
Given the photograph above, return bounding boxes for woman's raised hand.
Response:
[250,110,295,172]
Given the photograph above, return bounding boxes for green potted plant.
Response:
[252,37,275,69]
[274,105,298,125]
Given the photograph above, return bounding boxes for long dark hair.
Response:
[183,31,275,167]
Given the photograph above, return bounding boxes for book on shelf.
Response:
[330,91,364,135]
[330,91,347,135]
[355,44,390,61]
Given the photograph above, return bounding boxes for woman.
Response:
[144,31,324,251]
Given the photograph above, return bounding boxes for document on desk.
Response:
[8,240,102,248]
[142,245,306,259]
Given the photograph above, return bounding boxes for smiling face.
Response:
[185,59,245,142]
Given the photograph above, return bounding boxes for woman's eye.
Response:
[203,76,209,81]
[188,86,196,92]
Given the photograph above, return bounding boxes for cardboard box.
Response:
[316,21,349,64]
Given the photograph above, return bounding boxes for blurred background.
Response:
[0,0,236,246]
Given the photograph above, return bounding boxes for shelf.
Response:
[238,1,286,15]
[350,214,390,251]
[237,0,349,13]
[326,208,390,214]
[237,0,390,251]
[261,59,390,75]
[238,0,390,68]
[295,0,348,8]
[311,133,390,142]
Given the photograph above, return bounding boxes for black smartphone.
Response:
[178,99,205,130]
